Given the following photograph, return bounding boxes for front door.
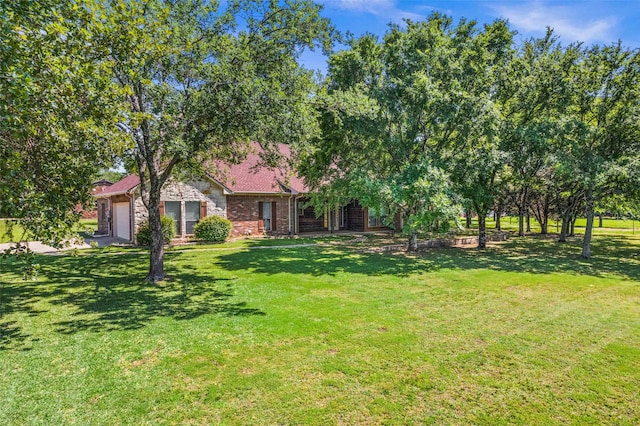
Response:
[113,202,130,241]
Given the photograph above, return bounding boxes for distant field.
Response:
[462,216,638,235]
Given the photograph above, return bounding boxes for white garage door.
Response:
[113,202,131,241]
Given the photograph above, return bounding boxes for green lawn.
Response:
[0,220,28,243]
[1,233,639,424]
[0,219,98,244]
[463,215,639,235]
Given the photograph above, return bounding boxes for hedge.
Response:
[193,215,232,242]
[136,216,176,246]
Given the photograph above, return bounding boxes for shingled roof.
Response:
[96,143,309,197]
[211,143,308,194]
[94,174,141,197]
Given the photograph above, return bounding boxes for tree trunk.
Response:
[526,211,531,233]
[582,189,595,259]
[146,186,166,283]
[478,214,487,249]
[531,191,550,235]
[518,208,525,237]
[598,214,603,228]
[465,209,472,228]
[495,214,501,230]
[517,187,528,237]
[541,196,549,235]
[559,213,570,242]
[569,216,576,237]
[540,217,547,235]
[518,212,524,236]
[407,230,418,252]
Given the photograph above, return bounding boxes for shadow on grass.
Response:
[211,234,640,282]
[0,252,264,350]
[1,234,636,350]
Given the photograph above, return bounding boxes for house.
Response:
[95,143,394,243]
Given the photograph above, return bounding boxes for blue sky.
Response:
[301,0,640,73]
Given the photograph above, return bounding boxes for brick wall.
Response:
[227,195,295,237]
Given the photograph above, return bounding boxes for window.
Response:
[259,201,276,232]
[262,202,271,231]
[164,201,181,234]
[185,202,201,234]
[368,207,387,228]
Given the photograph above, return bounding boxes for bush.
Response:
[136,216,176,246]
[193,215,232,242]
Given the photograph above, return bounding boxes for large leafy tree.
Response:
[1,0,122,251]
[442,17,513,248]
[499,32,576,237]
[560,43,640,258]
[301,15,513,250]
[99,0,333,282]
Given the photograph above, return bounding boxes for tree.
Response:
[99,0,333,282]
[499,32,574,237]
[560,43,640,258]
[301,16,485,251]
[1,0,122,254]
[445,18,513,248]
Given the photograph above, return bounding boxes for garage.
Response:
[113,202,131,241]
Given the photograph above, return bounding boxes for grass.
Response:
[0,219,98,244]
[1,230,639,424]
[462,216,639,236]
[0,220,29,243]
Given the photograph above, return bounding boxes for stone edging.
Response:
[380,232,510,252]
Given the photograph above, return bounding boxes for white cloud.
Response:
[331,0,395,15]
[392,10,425,22]
[324,0,428,23]
[490,1,617,44]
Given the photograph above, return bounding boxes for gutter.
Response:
[288,195,292,235]
[294,195,304,235]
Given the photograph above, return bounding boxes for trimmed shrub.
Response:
[193,215,232,242]
[136,216,176,246]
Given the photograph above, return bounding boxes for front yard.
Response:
[1,233,639,424]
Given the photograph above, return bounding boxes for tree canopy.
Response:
[301,13,640,256]
[98,0,334,281]
[1,0,123,247]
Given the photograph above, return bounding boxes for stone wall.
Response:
[380,232,510,252]
[133,178,227,239]
[96,199,110,234]
[227,195,295,237]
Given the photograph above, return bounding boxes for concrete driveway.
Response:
[0,235,129,254]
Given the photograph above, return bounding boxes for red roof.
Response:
[96,143,308,197]
[95,174,140,197]
[211,143,309,194]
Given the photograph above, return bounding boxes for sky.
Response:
[300,0,640,73]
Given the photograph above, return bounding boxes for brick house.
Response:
[95,143,393,243]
